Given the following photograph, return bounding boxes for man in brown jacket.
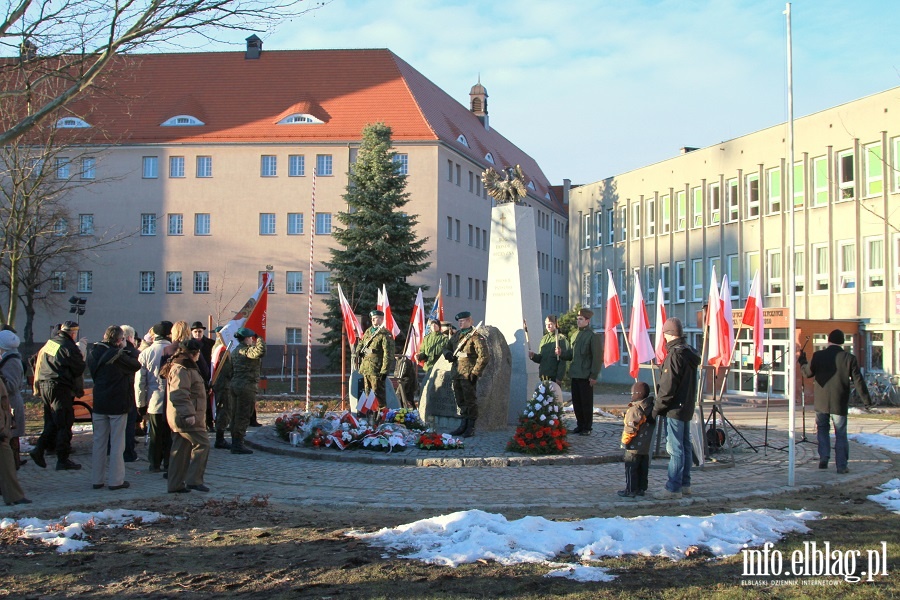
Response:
[444,311,488,437]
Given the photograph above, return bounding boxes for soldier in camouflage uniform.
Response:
[444,311,489,437]
[229,327,266,455]
[356,310,395,408]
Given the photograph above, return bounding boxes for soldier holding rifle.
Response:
[357,310,394,408]
[443,311,489,438]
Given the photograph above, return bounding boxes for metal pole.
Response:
[785,2,797,487]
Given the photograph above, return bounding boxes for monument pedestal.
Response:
[485,204,544,424]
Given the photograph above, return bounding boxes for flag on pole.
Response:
[406,288,426,362]
[718,274,735,368]
[706,267,724,366]
[359,389,379,415]
[742,269,764,371]
[428,280,444,323]
[628,272,655,379]
[213,272,270,375]
[603,269,625,367]
[654,278,668,363]
[381,284,401,339]
[337,284,363,346]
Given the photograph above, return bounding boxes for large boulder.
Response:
[420,325,511,432]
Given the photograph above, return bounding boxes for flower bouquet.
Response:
[416,431,465,450]
[506,382,569,455]
[382,407,428,430]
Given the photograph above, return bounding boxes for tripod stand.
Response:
[704,371,759,463]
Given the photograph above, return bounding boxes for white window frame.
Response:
[863,141,883,198]
[287,213,304,235]
[645,196,656,236]
[894,233,900,289]
[660,263,671,304]
[726,178,739,222]
[766,249,782,296]
[794,248,805,293]
[141,213,157,236]
[286,271,304,294]
[606,208,615,245]
[812,155,828,207]
[194,213,210,236]
[582,273,591,308]
[77,271,92,293]
[167,271,182,293]
[837,240,856,291]
[619,269,628,308]
[316,213,332,235]
[691,186,703,229]
[707,182,720,225]
[582,213,591,249]
[193,271,210,294]
[675,190,686,231]
[660,194,670,234]
[691,259,704,301]
[631,201,641,240]
[259,213,276,235]
[646,265,656,304]
[56,157,70,179]
[79,214,94,236]
[766,167,781,213]
[618,207,627,242]
[81,157,96,180]
[727,254,739,299]
[196,156,212,178]
[594,212,602,247]
[837,149,855,201]
[675,261,686,304]
[167,213,183,236]
[746,251,760,295]
[594,271,603,308]
[393,153,408,175]
[316,154,333,176]
[288,154,305,177]
[792,161,804,208]
[140,271,156,293]
[314,271,331,294]
[51,271,66,293]
[864,236,884,290]
[169,156,185,178]
[285,328,303,345]
[142,156,158,179]
[812,243,829,293]
[745,173,760,218]
[260,155,277,177]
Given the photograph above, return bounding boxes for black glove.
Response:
[797,351,807,365]
[469,374,478,384]
[443,350,457,363]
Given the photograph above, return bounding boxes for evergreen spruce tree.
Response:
[316,122,430,368]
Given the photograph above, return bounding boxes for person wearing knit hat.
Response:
[561,308,602,436]
[618,381,655,498]
[0,352,30,505]
[798,328,871,474]
[0,330,28,471]
[190,321,215,430]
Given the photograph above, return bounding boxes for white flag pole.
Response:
[785,2,797,487]
[306,168,317,412]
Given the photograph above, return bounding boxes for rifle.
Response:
[354,326,383,371]
[451,321,485,359]
[209,339,234,387]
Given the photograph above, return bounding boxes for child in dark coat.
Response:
[619,381,655,498]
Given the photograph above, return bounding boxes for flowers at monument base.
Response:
[506,382,569,455]
[274,409,424,452]
[383,407,428,430]
[416,432,465,450]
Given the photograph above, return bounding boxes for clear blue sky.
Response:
[207,0,900,186]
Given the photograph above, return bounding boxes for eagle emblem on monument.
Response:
[482,165,528,205]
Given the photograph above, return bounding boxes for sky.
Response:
[181,0,900,187]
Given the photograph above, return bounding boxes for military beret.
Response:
[235,327,257,339]
[370,310,384,317]
[455,311,471,320]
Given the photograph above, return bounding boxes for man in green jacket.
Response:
[563,308,602,436]
[357,310,395,408]
[229,327,266,455]
[528,315,570,383]
[416,318,448,372]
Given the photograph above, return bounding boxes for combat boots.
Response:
[214,431,232,450]
[450,419,467,436]
[230,435,253,455]
[462,419,476,438]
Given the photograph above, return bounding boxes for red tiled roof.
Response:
[58,48,561,212]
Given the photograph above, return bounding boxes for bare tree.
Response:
[0,115,132,342]
[0,0,331,145]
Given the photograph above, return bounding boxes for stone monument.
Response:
[482,165,544,424]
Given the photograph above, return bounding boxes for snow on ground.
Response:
[868,479,900,515]
[849,432,900,454]
[349,508,818,581]
[1,509,165,553]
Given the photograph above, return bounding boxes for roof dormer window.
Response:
[161,115,205,126]
[485,152,495,164]
[278,113,324,125]
[527,181,536,190]
[545,192,552,200]
[457,134,469,147]
[56,117,91,129]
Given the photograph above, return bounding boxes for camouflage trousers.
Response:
[229,385,257,440]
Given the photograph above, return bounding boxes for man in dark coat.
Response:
[798,329,871,473]
[652,317,701,499]
[30,321,87,470]
[562,308,602,435]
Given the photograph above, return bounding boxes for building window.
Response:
[645,197,656,236]
[606,208,615,244]
[582,273,591,308]
[286,271,304,294]
[52,217,67,236]
[675,261,686,303]
[482,229,487,250]
[193,271,210,293]
[645,266,656,303]
[286,328,303,345]
[767,167,781,213]
[169,156,185,178]
[727,254,739,299]
[393,153,408,175]
[255,272,275,293]
[864,142,883,198]
[455,275,460,297]
[455,219,460,242]
[316,213,332,235]
[594,212,602,247]
[287,213,304,235]
[794,249,805,293]
[618,207,627,242]
[709,257,721,285]
[141,213,157,236]
[475,226,481,249]
[707,182,720,225]
[142,156,158,179]
[582,214,591,249]
[140,271,156,293]
[745,174,760,218]
[660,263,670,304]
[812,244,829,293]
[660,194,670,234]
[79,214,94,236]
[314,271,331,294]
[591,271,601,308]
[619,269,628,307]
[316,154,333,176]
[259,213,276,235]
[51,271,66,293]
[468,224,474,246]
[726,178,739,222]
[791,161,804,208]
[196,156,212,178]
[447,160,453,182]
[691,186,703,228]
[81,157,96,179]
[77,271,92,293]
[837,241,855,291]
[446,273,453,296]
[812,156,828,207]
[675,190,686,231]
[864,237,884,290]
[631,201,641,239]
[766,249,782,295]
[893,137,900,193]
[746,252,760,295]
[837,149,855,201]
[288,154,306,177]
[261,155,277,177]
[167,213,183,236]
[691,259,704,301]
[455,164,461,186]
[167,271,182,293]
[194,213,210,236]
[56,157,70,179]
[446,216,453,239]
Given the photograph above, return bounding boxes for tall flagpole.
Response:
[785,2,797,486]
[306,168,317,412]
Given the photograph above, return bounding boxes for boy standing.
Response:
[619,381,655,498]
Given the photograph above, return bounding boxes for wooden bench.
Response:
[73,389,94,423]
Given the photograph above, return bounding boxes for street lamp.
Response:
[68,296,87,323]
